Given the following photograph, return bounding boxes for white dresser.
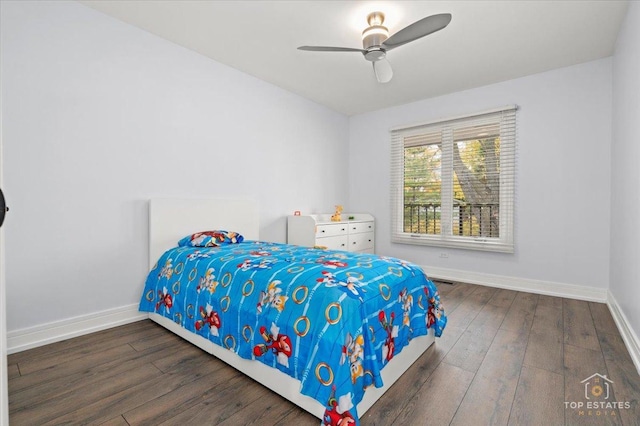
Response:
[287,213,375,253]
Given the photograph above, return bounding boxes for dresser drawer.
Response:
[350,221,375,234]
[316,235,349,251]
[287,213,374,254]
[349,231,374,252]
[316,223,348,238]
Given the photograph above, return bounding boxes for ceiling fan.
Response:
[298,11,452,83]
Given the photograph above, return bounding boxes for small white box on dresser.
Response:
[287,213,375,253]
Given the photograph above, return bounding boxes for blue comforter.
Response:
[139,241,446,424]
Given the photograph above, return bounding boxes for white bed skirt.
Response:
[149,312,435,419]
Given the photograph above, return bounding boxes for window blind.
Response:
[390,106,517,253]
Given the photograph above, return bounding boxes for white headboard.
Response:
[148,198,259,268]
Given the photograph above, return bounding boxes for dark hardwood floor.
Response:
[8,282,640,425]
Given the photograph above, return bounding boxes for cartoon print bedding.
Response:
[139,240,447,425]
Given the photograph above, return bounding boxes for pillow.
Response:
[178,230,244,247]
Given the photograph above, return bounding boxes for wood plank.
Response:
[437,282,478,314]
[450,329,528,426]
[563,298,600,351]
[442,325,499,373]
[276,408,319,425]
[14,321,167,376]
[217,385,298,426]
[98,415,130,426]
[537,294,563,310]
[9,343,136,396]
[7,320,153,365]
[432,280,456,296]
[9,330,185,396]
[598,332,640,425]
[150,340,210,373]
[156,375,272,425]
[466,301,510,332]
[42,353,227,425]
[589,302,619,337]
[10,342,183,414]
[10,363,163,425]
[123,366,242,425]
[530,301,563,337]
[360,339,453,425]
[445,286,495,330]
[524,296,564,375]
[467,285,499,303]
[445,301,482,330]
[435,323,465,352]
[128,325,185,352]
[7,363,20,380]
[392,361,474,425]
[523,330,564,375]
[508,365,564,426]
[563,343,621,425]
[499,292,538,335]
[487,288,518,308]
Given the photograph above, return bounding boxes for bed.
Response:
[140,198,447,425]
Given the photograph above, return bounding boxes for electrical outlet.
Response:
[439,252,449,258]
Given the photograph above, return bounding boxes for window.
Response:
[390,106,517,253]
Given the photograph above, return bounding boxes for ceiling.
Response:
[79,1,629,116]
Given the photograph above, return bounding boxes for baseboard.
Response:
[7,304,148,354]
[607,291,640,376]
[424,266,608,302]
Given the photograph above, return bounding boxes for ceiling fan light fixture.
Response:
[366,11,385,27]
[296,10,451,85]
[373,58,393,83]
[361,25,389,41]
[362,11,389,49]
[364,47,386,62]
[362,27,389,50]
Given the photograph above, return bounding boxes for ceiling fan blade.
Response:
[298,46,366,53]
[373,58,393,83]
[382,13,452,50]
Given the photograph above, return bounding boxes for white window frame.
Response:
[390,106,517,253]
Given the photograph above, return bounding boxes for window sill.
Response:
[391,233,514,253]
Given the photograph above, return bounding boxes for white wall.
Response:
[349,58,612,291]
[1,1,349,332]
[611,2,640,346]
[1,0,629,349]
